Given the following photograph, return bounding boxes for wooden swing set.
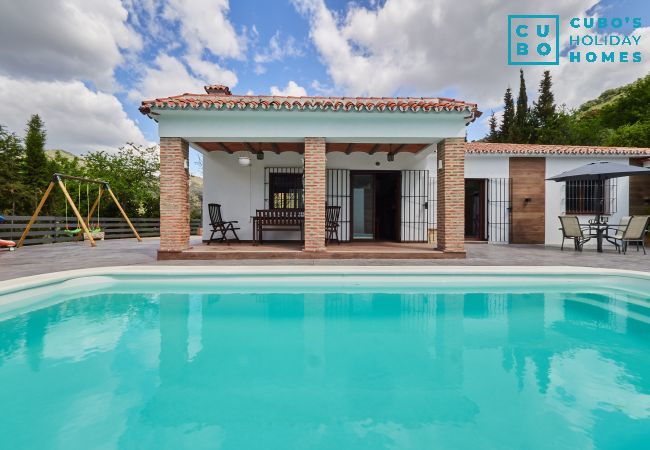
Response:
[17,173,142,248]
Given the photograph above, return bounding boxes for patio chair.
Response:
[326,205,341,244]
[207,203,240,244]
[604,216,631,253]
[558,215,592,251]
[620,215,649,255]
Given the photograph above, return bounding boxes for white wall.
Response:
[159,109,467,142]
[202,148,633,247]
[202,147,435,241]
[545,157,630,246]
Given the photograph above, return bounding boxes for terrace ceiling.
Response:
[196,142,430,155]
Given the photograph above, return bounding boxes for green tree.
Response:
[487,111,499,142]
[47,151,85,217]
[23,115,51,208]
[533,71,556,128]
[600,75,650,129]
[605,120,650,147]
[0,126,29,215]
[513,69,530,142]
[83,143,160,218]
[499,87,515,142]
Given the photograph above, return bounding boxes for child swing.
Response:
[17,173,142,248]
[63,182,103,238]
[62,181,82,236]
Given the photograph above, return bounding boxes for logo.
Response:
[508,15,560,65]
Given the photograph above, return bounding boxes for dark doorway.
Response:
[351,171,401,241]
[465,179,486,240]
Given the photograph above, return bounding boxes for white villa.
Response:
[140,84,650,259]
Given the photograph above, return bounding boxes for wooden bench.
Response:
[253,209,304,244]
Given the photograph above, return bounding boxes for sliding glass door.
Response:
[351,174,374,240]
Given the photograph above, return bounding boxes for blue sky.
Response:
[0,0,647,174]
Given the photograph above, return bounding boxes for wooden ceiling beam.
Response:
[389,144,406,155]
[217,142,233,154]
[244,142,261,155]
[345,143,355,155]
[369,144,381,155]
[271,143,280,154]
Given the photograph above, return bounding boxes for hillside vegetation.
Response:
[485,71,650,148]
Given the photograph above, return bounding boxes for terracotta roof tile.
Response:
[465,142,650,156]
[140,86,481,120]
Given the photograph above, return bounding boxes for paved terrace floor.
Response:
[1,237,649,281]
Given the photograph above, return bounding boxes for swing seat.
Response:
[83,229,105,241]
[63,228,82,236]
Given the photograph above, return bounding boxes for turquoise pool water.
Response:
[0,273,649,450]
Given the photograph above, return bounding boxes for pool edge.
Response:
[2,265,650,297]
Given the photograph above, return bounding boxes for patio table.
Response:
[586,220,614,253]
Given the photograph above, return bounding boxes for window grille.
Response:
[565,179,617,215]
[487,178,512,243]
[401,170,429,242]
[264,167,303,209]
[326,169,351,241]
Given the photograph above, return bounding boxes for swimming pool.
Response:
[1,267,649,450]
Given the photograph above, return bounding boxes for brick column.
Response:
[436,138,465,254]
[159,137,190,253]
[303,137,326,252]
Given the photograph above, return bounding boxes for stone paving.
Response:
[1,237,649,281]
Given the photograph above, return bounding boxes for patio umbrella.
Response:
[547,161,650,221]
[546,161,650,182]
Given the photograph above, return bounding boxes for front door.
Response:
[465,179,486,240]
[351,171,400,241]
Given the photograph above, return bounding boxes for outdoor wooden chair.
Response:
[325,205,341,244]
[207,203,240,244]
[620,215,649,255]
[605,216,631,253]
[558,215,592,251]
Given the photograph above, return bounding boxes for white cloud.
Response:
[0,0,141,90]
[163,0,245,59]
[254,31,303,64]
[129,54,238,101]
[0,76,147,154]
[184,54,239,87]
[270,81,308,97]
[311,79,335,95]
[292,0,650,140]
[292,0,648,111]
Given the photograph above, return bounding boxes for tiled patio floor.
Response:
[1,237,649,281]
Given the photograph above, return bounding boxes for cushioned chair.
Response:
[605,216,631,253]
[558,215,592,251]
[620,215,649,255]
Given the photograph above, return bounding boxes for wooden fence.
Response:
[0,216,202,246]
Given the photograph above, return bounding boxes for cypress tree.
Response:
[23,114,50,206]
[487,111,499,142]
[500,87,515,142]
[514,68,529,142]
[533,71,556,128]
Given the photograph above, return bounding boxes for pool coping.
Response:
[2,265,650,297]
